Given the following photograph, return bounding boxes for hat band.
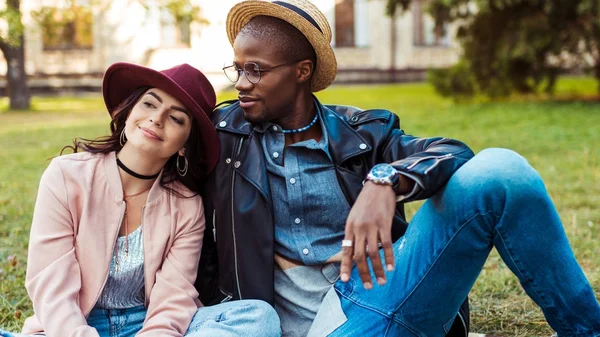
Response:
[273,1,323,33]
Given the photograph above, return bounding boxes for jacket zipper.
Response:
[231,137,245,299]
[424,154,453,174]
[212,209,216,242]
[87,203,125,316]
[456,310,468,337]
[406,153,452,173]
[141,205,149,307]
[219,288,233,303]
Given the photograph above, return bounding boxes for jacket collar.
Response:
[215,97,372,164]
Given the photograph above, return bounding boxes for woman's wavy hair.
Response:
[62,87,206,197]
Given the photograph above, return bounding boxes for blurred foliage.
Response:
[387,0,600,98]
[31,2,93,50]
[159,0,209,46]
[30,0,208,50]
[160,0,209,27]
[0,0,25,48]
[428,60,477,101]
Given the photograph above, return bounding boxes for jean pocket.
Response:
[321,262,341,284]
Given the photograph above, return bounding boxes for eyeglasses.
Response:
[223,61,296,84]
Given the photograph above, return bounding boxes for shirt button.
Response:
[294,218,301,224]
[273,152,280,158]
[225,158,231,164]
[289,178,296,184]
[234,161,241,168]
[359,143,367,150]
[219,121,227,127]
[302,248,309,255]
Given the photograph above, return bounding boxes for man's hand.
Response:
[340,181,396,289]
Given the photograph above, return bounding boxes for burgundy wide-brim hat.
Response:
[102,62,220,177]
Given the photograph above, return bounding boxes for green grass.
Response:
[1,77,599,335]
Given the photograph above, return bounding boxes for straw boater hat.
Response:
[102,62,220,176]
[226,0,337,92]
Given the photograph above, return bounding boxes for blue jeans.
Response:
[326,148,600,337]
[0,300,280,337]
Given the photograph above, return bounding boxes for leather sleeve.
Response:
[194,180,221,305]
[381,113,474,201]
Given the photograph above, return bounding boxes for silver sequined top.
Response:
[95,225,145,309]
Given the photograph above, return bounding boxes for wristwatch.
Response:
[365,163,401,194]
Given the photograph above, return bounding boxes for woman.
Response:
[0,63,280,337]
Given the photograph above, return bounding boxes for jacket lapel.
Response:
[214,99,371,204]
[319,102,372,165]
[235,133,272,204]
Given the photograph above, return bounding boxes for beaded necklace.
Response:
[281,113,318,134]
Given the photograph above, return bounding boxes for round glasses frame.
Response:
[222,61,297,84]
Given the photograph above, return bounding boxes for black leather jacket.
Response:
[196,98,475,336]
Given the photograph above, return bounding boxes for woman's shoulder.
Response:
[43,151,107,184]
[49,151,107,171]
[163,182,204,216]
[52,151,101,164]
[166,181,203,203]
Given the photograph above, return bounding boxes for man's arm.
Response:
[341,114,474,289]
[383,127,474,201]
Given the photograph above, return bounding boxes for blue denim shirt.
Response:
[256,106,351,265]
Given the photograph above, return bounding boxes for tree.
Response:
[576,0,600,93]
[0,0,208,111]
[386,0,600,97]
[0,0,31,110]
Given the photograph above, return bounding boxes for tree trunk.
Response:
[0,0,30,110]
[1,41,30,110]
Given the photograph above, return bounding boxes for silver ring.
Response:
[341,239,353,247]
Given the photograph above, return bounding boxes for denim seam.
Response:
[494,226,571,333]
[391,211,496,315]
[390,316,428,337]
[335,291,426,337]
[336,287,393,318]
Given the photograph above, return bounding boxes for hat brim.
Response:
[226,1,337,92]
[102,62,220,176]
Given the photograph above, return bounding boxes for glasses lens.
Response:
[223,65,239,83]
[245,63,261,84]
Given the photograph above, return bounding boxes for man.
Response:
[196,1,600,336]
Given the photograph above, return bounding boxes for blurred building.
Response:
[2,0,460,93]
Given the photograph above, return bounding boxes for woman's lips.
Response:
[140,127,163,141]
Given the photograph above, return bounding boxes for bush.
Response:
[428,62,478,101]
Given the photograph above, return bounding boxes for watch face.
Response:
[371,164,396,179]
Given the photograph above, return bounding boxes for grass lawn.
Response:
[1,78,599,336]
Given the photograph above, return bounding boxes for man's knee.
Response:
[452,148,542,192]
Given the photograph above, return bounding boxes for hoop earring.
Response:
[120,128,127,147]
[177,155,188,177]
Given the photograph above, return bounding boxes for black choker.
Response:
[116,158,160,180]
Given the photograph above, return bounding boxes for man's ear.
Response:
[296,60,314,85]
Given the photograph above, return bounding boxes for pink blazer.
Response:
[22,151,205,337]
